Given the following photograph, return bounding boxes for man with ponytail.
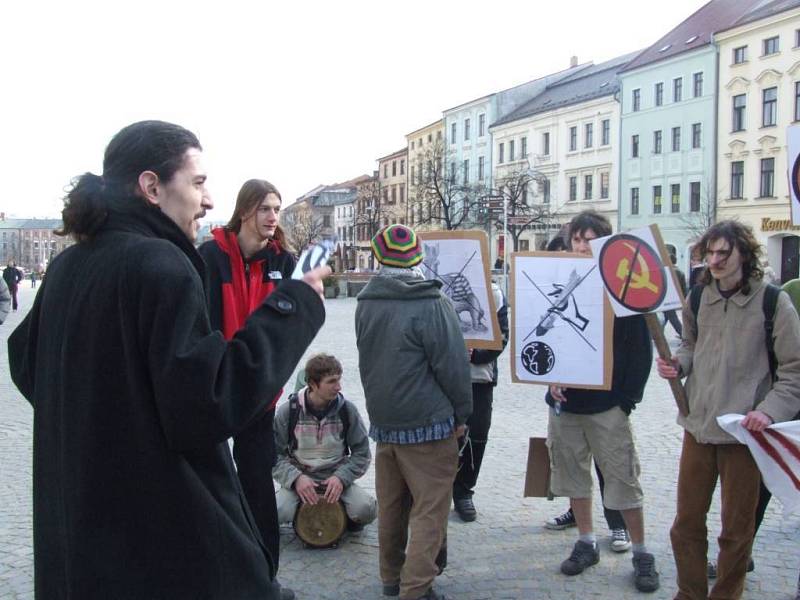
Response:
[8,121,329,600]
[199,179,297,599]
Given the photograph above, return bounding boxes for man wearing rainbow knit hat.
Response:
[356,224,472,600]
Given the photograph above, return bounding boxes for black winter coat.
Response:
[8,197,325,599]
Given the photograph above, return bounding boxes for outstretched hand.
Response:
[301,265,332,300]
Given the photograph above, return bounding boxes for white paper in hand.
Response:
[292,239,335,280]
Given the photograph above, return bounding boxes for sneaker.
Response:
[708,557,755,579]
[545,508,576,530]
[382,582,400,597]
[610,528,632,553]
[632,552,660,593]
[560,540,600,575]
[454,497,477,522]
[346,518,364,533]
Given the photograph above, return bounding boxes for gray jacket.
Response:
[272,392,371,489]
[355,274,472,429]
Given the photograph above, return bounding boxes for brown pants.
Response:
[376,437,458,600]
[671,431,760,600]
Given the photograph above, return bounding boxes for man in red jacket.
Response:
[199,179,298,600]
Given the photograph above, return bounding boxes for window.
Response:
[600,172,609,199]
[633,88,641,112]
[436,130,442,140]
[654,130,662,154]
[383,164,388,178]
[392,161,397,176]
[671,184,680,213]
[795,82,800,121]
[521,136,527,157]
[655,82,664,106]
[671,126,681,151]
[673,77,683,102]
[323,215,332,227]
[478,156,485,181]
[584,175,593,199]
[692,123,702,149]
[601,119,610,145]
[542,178,551,203]
[690,182,701,212]
[428,134,432,142]
[463,159,469,185]
[522,186,528,205]
[400,184,405,203]
[693,72,703,97]
[631,187,639,215]
[479,114,486,137]
[763,36,779,56]
[464,118,471,141]
[391,186,397,204]
[451,122,457,143]
[653,185,662,214]
[410,165,415,183]
[449,162,456,184]
[411,141,415,150]
[569,176,577,201]
[569,126,577,151]
[731,161,744,199]
[733,45,747,64]
[498,143,504,164]
[632,134,639,158]
[509,140,516,161]
[760,158,775,197]
[585,123,593,148]
[796,29,800,48]
[400,159,405,175]
[543,132,550,155]
[732,94,746,131]
[763,87,777,126]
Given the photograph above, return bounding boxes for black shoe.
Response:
[415,589,446,600]
[382,582,399,596]
[545,508,576,530]
[560,540,599,575]
[708,556,754,579]
[454,497,477,522]
[632,552,660,593]
[435,542,447,575]
[278,584,296,600]
[346,518,364,533]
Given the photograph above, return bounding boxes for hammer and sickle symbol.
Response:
[615,242,658,294]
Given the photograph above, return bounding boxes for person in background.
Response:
[3,260,22,311]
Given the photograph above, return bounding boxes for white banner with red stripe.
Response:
[717,414,800,517]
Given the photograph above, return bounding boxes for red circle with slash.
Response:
[598,234,667,312]
[792,153,800,206]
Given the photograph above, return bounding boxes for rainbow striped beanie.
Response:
[371,224,423,268]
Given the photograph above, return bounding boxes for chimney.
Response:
[570,56,578,68]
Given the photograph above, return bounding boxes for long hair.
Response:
[224,179,292,252]
[696,220,763,293]
[567,209,612,246]
[57,121,202,242]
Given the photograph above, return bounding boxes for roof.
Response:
[722,0,800,32]
[621,0,766,72]
[492,52,639,127]
[0,218,63,230]
[376,147,408,163]
[405,119,444,138]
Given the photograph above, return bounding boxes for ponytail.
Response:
[56,173,109,242]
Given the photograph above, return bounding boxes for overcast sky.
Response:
[1,0,709,221]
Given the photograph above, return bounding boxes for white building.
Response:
[715,1,800,281]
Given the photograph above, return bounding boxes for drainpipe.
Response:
[614,88,623,233]
[711,36,719,226]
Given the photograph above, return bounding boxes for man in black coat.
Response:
[8,121,328,600]
[3,260,22,310]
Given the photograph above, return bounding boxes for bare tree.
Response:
[677,178,718,242]
[490,160,559,251]
[354,177,393,269]
[282,203,325,252]
[410,138,486,231]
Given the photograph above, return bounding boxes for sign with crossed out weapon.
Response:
[418,230,503,351]
[510,252,613,389]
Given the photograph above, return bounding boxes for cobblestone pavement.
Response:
[1,292,798,599]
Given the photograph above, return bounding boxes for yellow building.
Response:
[405,119,444,231]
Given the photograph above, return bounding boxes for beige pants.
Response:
[376,437,458,600]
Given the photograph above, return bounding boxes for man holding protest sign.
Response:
[657,220,800,600]
[546,210,659,593]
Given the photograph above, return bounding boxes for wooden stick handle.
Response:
[644,313,689,417]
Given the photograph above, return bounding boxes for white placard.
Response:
[788,124,800,226]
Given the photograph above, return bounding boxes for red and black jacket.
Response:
[200,228,297,339]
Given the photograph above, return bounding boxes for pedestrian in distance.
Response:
[356,224,471,600]
[7,120,329,600]
[3,260,22,311]
[546,210,660,593]
[0,276,11,323]
[273,353,376,531]
[662,252,687,339]
[198,178,299,600]
[657,220,800,600]
[30,271,36,288]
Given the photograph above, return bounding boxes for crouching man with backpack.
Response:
[273,354,377,531]
[657,220,800,600]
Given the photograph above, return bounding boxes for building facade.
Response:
[619,0,764,271]
[405,119,444,231]
[715,1,800,281]
[0,217,72,270]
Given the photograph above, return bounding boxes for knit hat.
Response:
[371,224,423,268]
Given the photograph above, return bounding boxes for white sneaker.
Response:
[610,528,631,552]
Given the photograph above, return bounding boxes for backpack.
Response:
[688,283,782,381]
[287,392,351,456]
